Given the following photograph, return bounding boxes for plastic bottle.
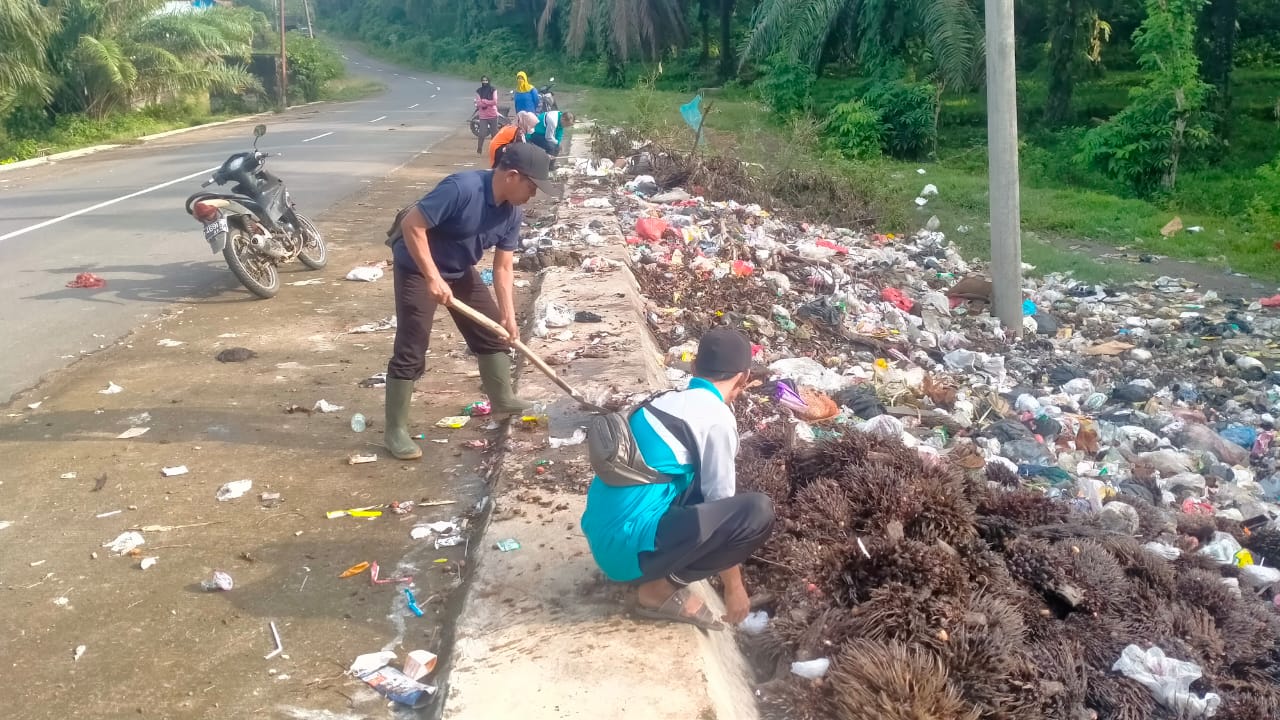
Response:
[351,413,366,433]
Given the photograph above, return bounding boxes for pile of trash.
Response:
[552,140,1280,718]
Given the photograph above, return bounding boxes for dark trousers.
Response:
[636,493,774,586]
[475,117,499,154]
[388,264,506,381]
[528,135,560,169]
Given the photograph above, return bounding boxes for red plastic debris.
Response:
[1181,498,1215,515]
[880,287,914,312]
[66,273,106,289]
[731,260,755,277]
[815,238,850,255]
[1260,294,1280,307]
[635,217,670,243]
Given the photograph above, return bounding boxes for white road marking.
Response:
[369,116,387,123]
[408,76,418,80]
[408,103,420,109]
[393,73,400,76]
[0,166,219,243]
[301,131,333,143]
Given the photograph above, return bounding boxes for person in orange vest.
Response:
[488,112,539,169]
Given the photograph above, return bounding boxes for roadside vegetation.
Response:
[0,0,368,164]
[317,0,1280,282]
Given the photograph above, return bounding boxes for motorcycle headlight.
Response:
[225,156,246,173]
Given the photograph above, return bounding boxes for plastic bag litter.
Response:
[345,266,384,282]
[768,358,850,394]
[791,658,831,680]
[739,610,769,635]
[1111,645,1221,717]
[1142,542,1182,560]
[857,415,905,440]
[1199,532,1243,565]
[548,429,587,449]
[215,479,253,501]
[314,399,344,413]
[103,531,145,555]
[1239,564,1280,590]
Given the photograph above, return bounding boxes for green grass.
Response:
[579,67,1280,285]
[0,103,232,164]
[318,77,387,102]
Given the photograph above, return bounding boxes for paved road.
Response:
[0,48,482,402]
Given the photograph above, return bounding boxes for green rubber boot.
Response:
[383,378,422,460]
[477,353,532,415]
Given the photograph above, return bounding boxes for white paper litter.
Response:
[161,465,188,477]
[349,317,397,334]
[140,557,158,570]
[103,531,145,555]
[0,521,11,531]
[345,266,384,282]
[60,472,77,480]
[116,427,150,440]
[411,520,459,540]
[548,429,587,449]
[215,479,253,501]
[98,382,123,395]
[27,401,42,410]
[156,339,185,347]
[435,535,464,548]
[790,658,830,679]
[1112,645,1221,717]
[73,645,86,662]
[287,278,325,286]
[313,399,344,413]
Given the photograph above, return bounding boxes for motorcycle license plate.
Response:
[203,218,229,252]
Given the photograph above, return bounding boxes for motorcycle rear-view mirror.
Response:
[254,124,267,138]
[549,77,555,82]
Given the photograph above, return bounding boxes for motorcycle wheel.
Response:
[469,118,483,138]
[224,228,280,299]
[295,213,328,269]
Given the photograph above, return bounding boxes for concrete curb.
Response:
[442,134,759,719]
[0,101,327,174]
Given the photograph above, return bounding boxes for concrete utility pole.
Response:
[984,0,1024,336]
[278,0,288,110]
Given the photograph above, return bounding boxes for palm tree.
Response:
[562,0,688,63]
[52,0,262,118]
[741,0,985,92]
[0,0,54,115]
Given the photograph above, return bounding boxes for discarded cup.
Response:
[403,650,438,680]
[495,538,521,552]
[351,413,367,433]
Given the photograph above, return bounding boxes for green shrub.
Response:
[754,55,815,117]
[1079,0,1215,193]
[825,100,883,160]
[861,81,937,159]
[1246,153,1280,241]
[286,34,345,102]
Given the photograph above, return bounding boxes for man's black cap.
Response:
[693,328,752,377]
[497,142,562,197]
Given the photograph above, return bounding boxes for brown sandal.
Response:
[634,587,725,631]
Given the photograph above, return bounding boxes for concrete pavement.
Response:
[0,47,481,403]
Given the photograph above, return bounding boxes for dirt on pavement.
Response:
[0,130,549,719]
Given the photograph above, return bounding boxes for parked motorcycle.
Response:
[469,106,511,138]
[538,79,558,112]
[184,124,326,299]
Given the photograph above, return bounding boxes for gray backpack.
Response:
[588,393,701,488]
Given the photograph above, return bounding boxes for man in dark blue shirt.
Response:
[384,143,558,460]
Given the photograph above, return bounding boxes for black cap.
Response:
[497,142,562,197]
[693,328,752,377]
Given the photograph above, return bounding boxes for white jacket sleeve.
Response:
[696,413,739,502]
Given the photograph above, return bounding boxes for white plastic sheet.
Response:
[1111,645,1221,717]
